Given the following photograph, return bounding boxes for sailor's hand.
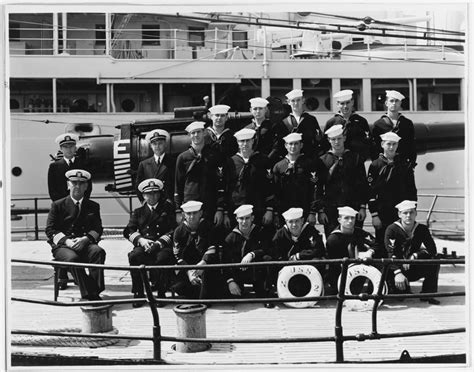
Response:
[318,212,328,225]
[65,238,76,249]
[138,238,154,252]
[187,270,202,286]
[228,281,241,296]
[223,214,231,229]
[240,253,253,270]
[71,236,89,251]
[214,210,224,226]
[262,210,273,226]
[307,213,316,226]
[358,250,373,259]
[394,272,408,291]
[358,208,367,222]
[372,216,382,229]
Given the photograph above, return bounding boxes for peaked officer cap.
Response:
[65,169,91,182]
[145,129,169,143]
[55,133,79,146]
[138,178,163,193]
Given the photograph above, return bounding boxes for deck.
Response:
[9,238,468,366]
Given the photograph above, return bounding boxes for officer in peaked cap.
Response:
[368,130,417,249]
[372,89,417,166]
[282,88,325,158]
[384,201,440,304]
[246,97,288,164]
[136,128,175,204]
[325,205,382,292]
[206,104,238,158]
[228,127,275,227]
[45,169,105,301]
[47,133,92,289]
[324,89,372,160]
[124,178,176,307]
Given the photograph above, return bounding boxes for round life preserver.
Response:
[337,264,387,311]
[277,265,324,308]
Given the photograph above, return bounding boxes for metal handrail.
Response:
[11,256,466,363]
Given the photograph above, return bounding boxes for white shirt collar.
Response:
[65,156,75,165]
[154,153,164,163]
[71,197,83,205]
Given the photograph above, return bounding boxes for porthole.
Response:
[12,167,22,177]
[305,96,319,111]
[426,162,435,171]
[121,99,136,112]
[10,99,20,109]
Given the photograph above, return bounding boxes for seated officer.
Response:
[222,205,274,307]
[172,201,225,299]
[136,129,175,203]
[385,200,441,305]
[325,206,381,291]
[124,178,175,307]
[45,169,105,301]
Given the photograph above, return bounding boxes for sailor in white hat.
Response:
[46,167,105,301]
[207,104,238,157]
[124,177,175,306]
[324,89,372,160]
[325,124,346,155]
[379,131,401,159]
[372,89,416,166]
[283,88,324,158]
[248,97,269,130]
[136,129,174,202]
[272,207,325,262]
[385,200,440,304]
[230,127,274,226]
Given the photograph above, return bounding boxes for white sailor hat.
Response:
[138,178,163,193]
[380,132,401,143]
[282,207,304,221]
[55,133,79,146]
[337,206,358,217]
[283,132,303,143]
[181,200,203,213]
[385,90,405,101]
[234,128,256,141]
[395,200,417,212]
[325,124,344,138]
[65,169,91,182]
[209,104,230,115]
[203,95,210,100]
[333,89,353,102]
[145,129,169,143]
[249,97,269,108]
[285,89,304,100]
[185,121,206,133]
[234,204,254,218]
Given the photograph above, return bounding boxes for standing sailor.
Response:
[206,104,239,158]
[324,89,372,160]
[372,90,417,166]
[282,89,325,158]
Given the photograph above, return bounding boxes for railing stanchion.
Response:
[335,258,349,362]
[371,261,390,335]
[34,198,39,240]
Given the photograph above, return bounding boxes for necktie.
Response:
[156,158,160,166]
[74,202,81,219]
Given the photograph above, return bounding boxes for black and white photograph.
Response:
[1,0,471,370]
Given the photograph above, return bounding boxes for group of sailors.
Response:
[45,88,441,307]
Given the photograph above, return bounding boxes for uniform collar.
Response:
[154,153,165,163]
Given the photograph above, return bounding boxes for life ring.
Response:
[337,264,387,311]
[277,265,324,308]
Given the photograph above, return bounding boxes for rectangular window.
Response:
[302,79,332,111]
[232,31,248,49]
[188,27,205,47]
[371,78,410,111]
[142,24,160,45]
[416,78,461,111]
[9,22,20,41]
[95,24,105,45]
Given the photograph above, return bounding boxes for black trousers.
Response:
[52,244,105,298]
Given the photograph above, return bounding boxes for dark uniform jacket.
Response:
[272,223,325,261]
[174,145,230,218]
[123,197,175,254]
[47,157,91,201]
[320,149,369,211]
[46,196,103,249]
[222,224,273,282]
[384,222,437,272]
[324,112,372,160]
[173,219,219,266]
[205,127,239,158]
[273,154,327,216]
[229,151,274,218]
[326,227,380,260]
[282,112,325,158]
[372,114,417,166]
[368,154,417,222]
[246,118,288,164]
[136,154,175,203]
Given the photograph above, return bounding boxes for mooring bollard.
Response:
[80,304,114,333]
[173,304,210,352]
